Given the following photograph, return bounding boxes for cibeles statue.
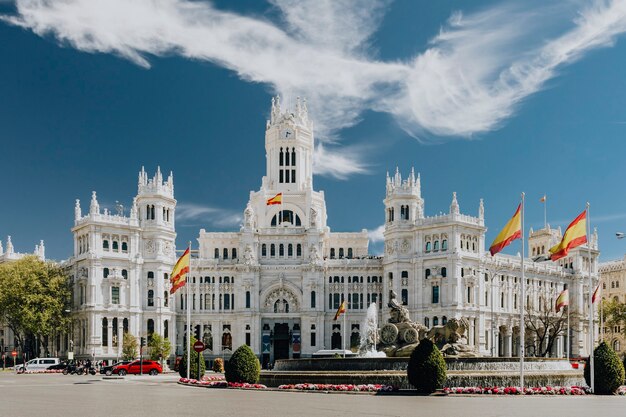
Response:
[379,290,428,357]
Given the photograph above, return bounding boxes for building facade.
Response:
[178,97,599,366]
[599,256,626,356]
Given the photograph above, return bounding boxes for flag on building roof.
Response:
[549,210,587,261]
[592,284,600,304]
[555,289,569,313]
[489,203,522,256]
[333,300,347,321]
[170,247,190,294]
[266,193,282,206]
[540,195,546,203]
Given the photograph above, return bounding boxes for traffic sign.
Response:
[193,340,205,352]
[11,350,17,357]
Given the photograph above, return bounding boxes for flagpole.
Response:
[600,287,604,342]
[543,194,547,229]
[343,303,347,359]
[566,304,570,360]
[586,203,594,393]
[519,193,526,386]
[186,241,191,380]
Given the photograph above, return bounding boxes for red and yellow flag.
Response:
[592,284,600,304]
[549,210,587,261]
[489,203,522,256]
[333,300,347,321]
[170,247,190,294]
[555,289,569,313]
[266,193,282,206]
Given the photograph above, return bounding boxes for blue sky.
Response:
[1,0,626,261]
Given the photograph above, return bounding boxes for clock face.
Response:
[281,128,294,139]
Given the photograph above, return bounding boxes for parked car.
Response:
[15,357,61,372]
[47,361,69,370]
[100,361,131,376]
[112,360,162,376]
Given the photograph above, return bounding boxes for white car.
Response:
[15,357,60,372]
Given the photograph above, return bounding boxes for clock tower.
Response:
[264,96,314,192]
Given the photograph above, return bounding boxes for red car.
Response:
[113,360,162,376]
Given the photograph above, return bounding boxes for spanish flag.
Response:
[489,203,522,256]
[592,284,600,304]
[170,247,190,294]
[549,210,587,261]
[266,193,282,206]
[555,289,569,313]
[333,300,347,321]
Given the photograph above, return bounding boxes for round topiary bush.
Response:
[178,336,206,379]
[212,357,224,373]
[225,345,261,384]
[407,338,447,393]
[583,341,625,394]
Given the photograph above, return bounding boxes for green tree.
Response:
[148,333,171,361]
[225,345,260,383]
[179,336,206,379]
[584,341,625,395]
[0,256,71,356]
[407,339,447,394]
[122,333,138,360]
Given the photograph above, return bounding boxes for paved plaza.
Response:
[0,372,625,417]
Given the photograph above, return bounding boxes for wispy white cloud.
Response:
[4,0,626,177]
[367,224,385,243]
[177,202,242,228]
[312,143,368,180]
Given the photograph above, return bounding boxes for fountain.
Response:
[358,303,386,358]
[260,291,584,388]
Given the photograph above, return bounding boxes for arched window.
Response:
[433,316,439,326]
[311,291,316,308]
[148,290,154,307]
[147,271,154,280]
[123,318,128,333]
[330,248,336,259]
[424,317,430,327]
[442,316,448,325]
[214,248,219,259]
[103,268,109,278]
[150,205,155,220]
[339,248,344,259]
[164,291,169,307]
[271,244,276,256]
[434,241,439,251]
[121,242,128,252]
[279,244,285,257]
[613,339,620,351]
[441,267,447,278]
[425,268,431,278]
[442,240,448,251]
[262,244,267,257]
[103,240,109,250]
[425,242,431,252]
[432,286,440,304]
[164,320,169,339]
[102,318,108,346]
[112,241,119,251]
[347,248,353,259]
[146,205,150,220]
[232,248,237,259]
[292,148,296,166]
[147,319,154,336]
[223,248,228,259]
[401,289,408,305]
[122,269,128,279]
[271,210,302,226]
[297,244,302,257]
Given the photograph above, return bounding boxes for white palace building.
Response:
[49,97,600,364]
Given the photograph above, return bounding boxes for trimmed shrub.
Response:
[213,358,224,373]
[178,336,207,379]
[583,341,625,394]
[225,345,261,384]
[407,339,447,393]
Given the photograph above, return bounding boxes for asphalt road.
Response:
[0,372,625,417]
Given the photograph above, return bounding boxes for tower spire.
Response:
[90,191,100,215]
[75,199,82,221]
[450,192,460,215]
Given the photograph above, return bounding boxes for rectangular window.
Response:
[432,286,440,304]
[246,291,251,309]
[112,287,120,304]
[245,333,251,346]
[279,170,283,183]
[310,332,316,347]
[285,170,290,183]
[291,169,296,183]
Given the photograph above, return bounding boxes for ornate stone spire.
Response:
[450,192,460,215]
[75,199,82,221]
[6,236,13,255]
[478,198,484,220]
[130,197,138,219]
[90,191,100,215]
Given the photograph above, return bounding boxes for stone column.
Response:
[506,332,512,357]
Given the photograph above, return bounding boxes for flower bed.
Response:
[179,378,266,389]
[444,386,590,395]
[18,369,65,374]
[277,383,398,392]
[201,375,225,382]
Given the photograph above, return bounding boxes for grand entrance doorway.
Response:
[273,323,290,360]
